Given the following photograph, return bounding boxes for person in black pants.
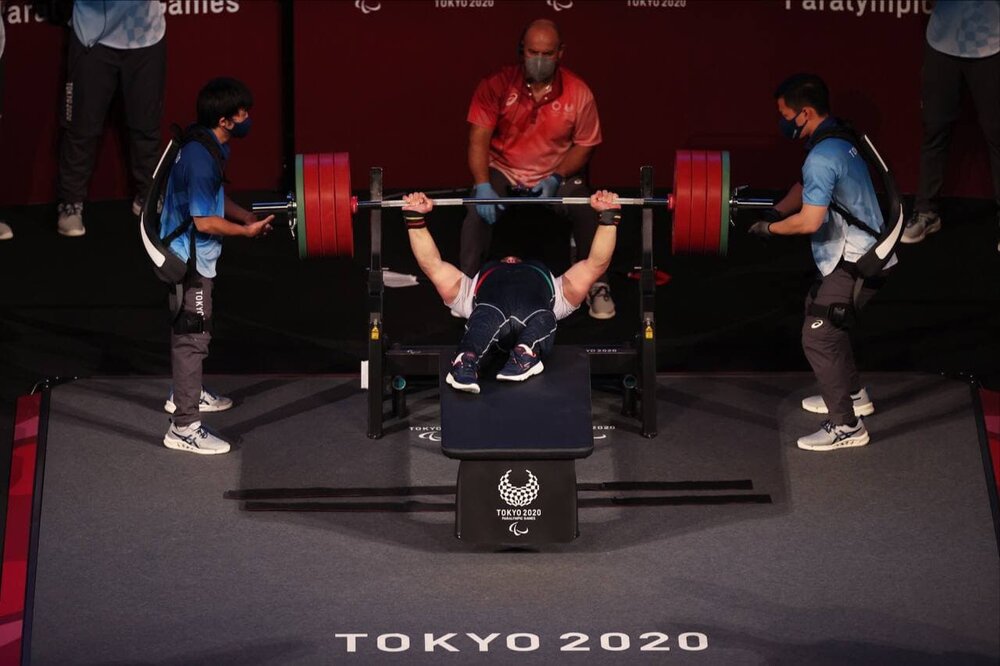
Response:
[903,0,1000,247]
[55,0,167,237]
[749,74,897,452]
[400,190,621,394]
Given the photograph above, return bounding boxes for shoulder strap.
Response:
[812,120,904,277]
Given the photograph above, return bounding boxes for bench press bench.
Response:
[440,347,594,546]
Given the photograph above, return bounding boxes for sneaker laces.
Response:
[453,352,478,369]
[58,202,83,216]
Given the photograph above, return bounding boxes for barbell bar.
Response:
[253,150,775,259]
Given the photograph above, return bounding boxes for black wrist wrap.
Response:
[598,210,621,226]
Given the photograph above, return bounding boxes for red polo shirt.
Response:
[466,65,602,188]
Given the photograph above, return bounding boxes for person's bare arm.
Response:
[561,190,620,306]
[192,215,273,237]
[773,182,803,216]
[401,193,464,304]
[224,195,258,225]
[767,203,826,235]
[551,144,595,180]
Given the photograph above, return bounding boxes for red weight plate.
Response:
[672,150,692,254]
[333,152,353,257]
[318,153,338,256]
[301,154,323,259]
[689,150,708,254]
[704,150,723,255]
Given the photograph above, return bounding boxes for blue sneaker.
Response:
[446,352,480,394]
[496,344,545,382]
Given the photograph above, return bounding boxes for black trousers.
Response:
[802,264,885,425]
[57,32,167,205]
[457,265,557,362]
[917,42,1000,212]
[168,274,213,427]
[459,168,600,278]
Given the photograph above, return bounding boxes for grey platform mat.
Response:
[28,373,999,665]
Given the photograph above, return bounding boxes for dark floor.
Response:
[27,372,1000,665]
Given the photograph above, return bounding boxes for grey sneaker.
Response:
[163,421,231,455]
[801,388,874,417]
[587,282,616,319]
[900,211,941,244]
[57,202,85,237]
[797,420,870,452]
[164,387,234,414]
[0,221,12,240]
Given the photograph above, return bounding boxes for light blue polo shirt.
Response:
[927,0,1000,58]
[72,0,166,50]
[160,132,229,278]
[801,119,887,277]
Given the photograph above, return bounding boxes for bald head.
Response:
[520,19,564,83]
[522,18,562,49]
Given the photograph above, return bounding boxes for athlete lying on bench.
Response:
[401,190,621,393]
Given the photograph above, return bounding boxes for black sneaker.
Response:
[496,344,545,382]
[445,352,480,393]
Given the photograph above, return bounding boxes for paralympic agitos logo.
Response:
[354,0,381,13]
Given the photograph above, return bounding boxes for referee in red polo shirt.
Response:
[461,18,612,319]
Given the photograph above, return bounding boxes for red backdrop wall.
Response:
[1,0,994,206]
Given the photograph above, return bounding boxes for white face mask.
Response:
[524,56,557,83]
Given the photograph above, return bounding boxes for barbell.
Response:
[253,150,774,259]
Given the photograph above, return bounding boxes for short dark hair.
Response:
[774,73,830,115]
[196,77,253,129]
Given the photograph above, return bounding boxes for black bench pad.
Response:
[440,346,594,460]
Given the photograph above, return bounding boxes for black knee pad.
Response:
[809,302,855,329]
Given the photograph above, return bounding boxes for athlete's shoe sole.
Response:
[445,372,480,394]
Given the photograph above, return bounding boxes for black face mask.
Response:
[778,109,805,140]
[229,116,252,139]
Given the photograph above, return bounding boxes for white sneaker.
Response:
[0,222,12,240]
[164,387,234,414]
[801,388,874,417]
[797,420,870,452]
[587,282,615,319]
[57,202,85,237]
[163,421,231,455]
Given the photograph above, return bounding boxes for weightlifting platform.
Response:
[3,371,998,665]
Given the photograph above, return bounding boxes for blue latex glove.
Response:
[473,182,504,225]
[530,173,563,199]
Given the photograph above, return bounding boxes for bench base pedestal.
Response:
[456,459,578,546]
